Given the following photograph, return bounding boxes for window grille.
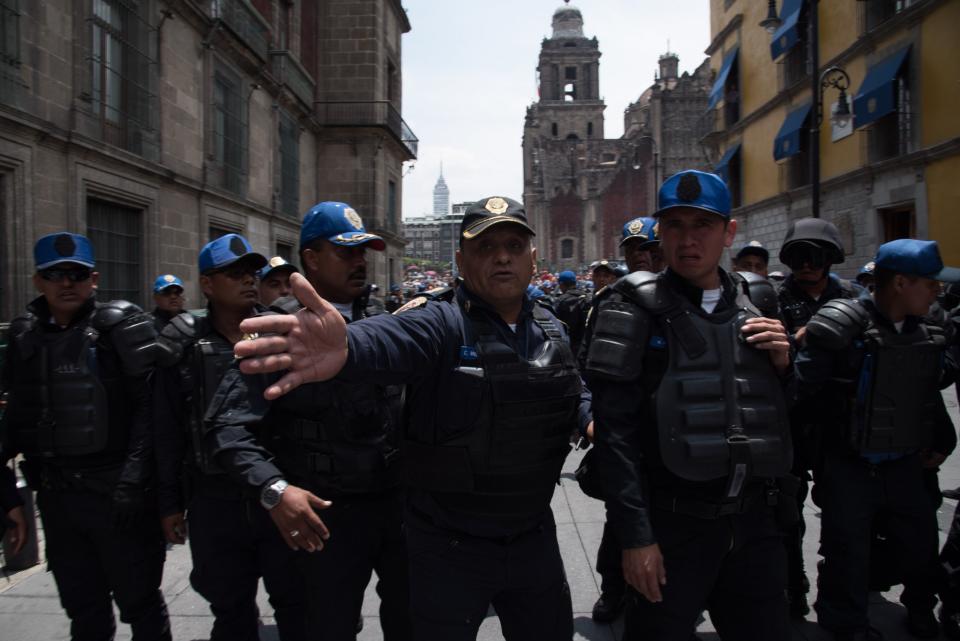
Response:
[88,0,159,156]
[87,199,142,303]
[0,0,21,82]
[278,111,299,217]
[212,67,247,194]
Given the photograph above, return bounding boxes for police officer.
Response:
[583,170,794,640]
[385,285,403,313]
[621,216,663,274]
[591,214,665,624]
[733,241,769,278]
[798,239,960,641]
[206,202,410,641]
[153,234,307,641]
[856,261,876,293]
[258,256,299,307]
[775,217,857,617]
[1,232,171,641]
[590,259,620,292]
[554,270,589,356]
[151,274,185,332]
[234,196,592,641]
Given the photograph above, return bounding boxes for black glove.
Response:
[111,483,146,530]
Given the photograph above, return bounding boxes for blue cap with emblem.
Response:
[153,274,184,293]
[34,232,95,270]
[198,234,267,274]
[654,170,731,219]
[557,270,577,285]
[619,216,659,248]
[874,239,960,283]
[258,256,300,280]
[300,202,386,251]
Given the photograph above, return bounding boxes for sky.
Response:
[399,0,712,219]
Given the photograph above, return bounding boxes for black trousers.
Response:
[597,518,626,597]
[187,493,306,641]
[815,452,939,633]
[300,489,411,641]
[405,515,573,641]
[784,476,810,593]
[624,500,790,641]
[37,489,171,641]
[941,502,960,614]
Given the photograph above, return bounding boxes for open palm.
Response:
[235,272,349,399]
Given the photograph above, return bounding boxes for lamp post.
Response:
[630,135,659,212]
[759,0,850,219]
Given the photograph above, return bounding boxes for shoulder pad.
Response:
[157,312,199,367]
[269,295,302,315]
[611,271,671,315]
[91,300,144,331]
[106,307,161,376]
[534,298,557,316]
[394,296,430,314]
[7,313,37,340]
[425,286,456,303]
[805,298,871,351]
[584,290,650,381]
[735,271,779,318]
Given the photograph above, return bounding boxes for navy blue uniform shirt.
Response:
[341,284,592,538]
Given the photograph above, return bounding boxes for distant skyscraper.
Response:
[432,164,450,216]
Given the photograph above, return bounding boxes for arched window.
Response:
[551,122,558,137]
[560,238,574,259]
[587,122,594,138]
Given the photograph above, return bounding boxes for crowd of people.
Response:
[1,170,958,641]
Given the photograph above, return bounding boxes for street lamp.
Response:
[759,0,782,34]
[819,67,852,130]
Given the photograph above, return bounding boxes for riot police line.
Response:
[0,170,958,641]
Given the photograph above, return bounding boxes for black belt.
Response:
[652,489,763,519]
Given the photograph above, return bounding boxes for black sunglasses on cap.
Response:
[39,267,92,283]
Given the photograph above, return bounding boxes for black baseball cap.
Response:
[460,197,535,241]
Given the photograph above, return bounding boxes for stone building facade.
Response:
[521,3,710,271]
[0,0,416,318]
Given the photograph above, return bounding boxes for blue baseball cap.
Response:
[300,202,386,251]
[258,256,299,280]
[34,232,95,270]
[620,216,659,248]
[735,240,770,263]
[198,234,267,274]
[153,274,184,293]
[526,284,545,299]
[654,170,731,219]
[558,270,577,285]
[874,239,960,283]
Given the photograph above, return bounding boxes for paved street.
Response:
[1,389,958,640]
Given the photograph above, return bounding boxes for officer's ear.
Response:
[90,271,99,289]
[455,249,463,273]
[199,274,215,299]
[724,219,738,248]
[530,246,537,271]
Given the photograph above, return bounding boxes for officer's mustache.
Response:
[349,268,367,281]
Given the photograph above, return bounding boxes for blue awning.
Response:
[714,144,741,184]
[854,44,911,130]
[770,0,804,60]
[773,102,812,161]
[708,46,740,110]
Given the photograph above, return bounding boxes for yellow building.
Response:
[704,0,960,272]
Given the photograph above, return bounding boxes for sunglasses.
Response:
[39,268,92,283]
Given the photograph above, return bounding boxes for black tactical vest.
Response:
[778,276,858,333]
[627,274,792,494]
[851,320,945,455]
[7,315,111,458]
[404,302,581,520]
[262,299,401,496]
[181,329,236,475]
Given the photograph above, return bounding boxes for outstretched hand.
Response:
[234,272,349,400]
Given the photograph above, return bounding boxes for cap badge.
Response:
[676,173,702,202]
[748,240,763,248]
[163,274,176,283]
[229,236,248,256]
[344,208,363,231]
[269,256,286,268]
[54,234,76,257]
[652,222,660,238]
[484,197,509,215]
[628,220,644,235]
[864,261,875,272]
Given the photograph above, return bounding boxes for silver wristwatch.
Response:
[260,479,289,510]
